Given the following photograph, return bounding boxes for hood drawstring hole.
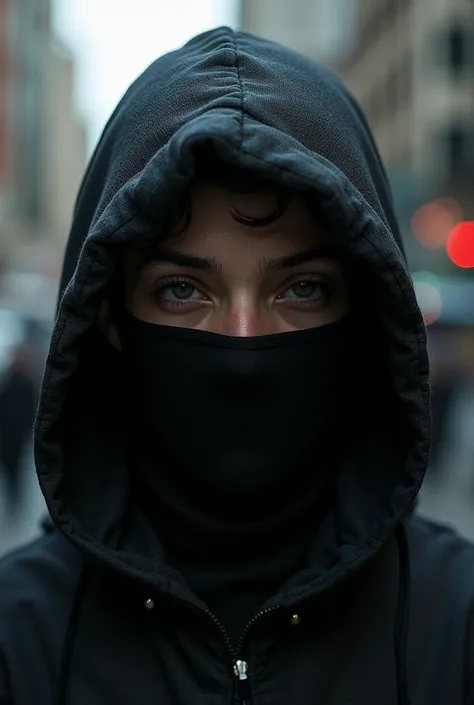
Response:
[144,598,155,611]
[290,614,301,626]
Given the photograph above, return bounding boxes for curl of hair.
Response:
[166,149,292,235]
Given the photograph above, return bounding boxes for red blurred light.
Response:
[446,221,474,268]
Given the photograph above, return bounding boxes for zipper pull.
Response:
[234,660,248,680]
[234,660,251,704]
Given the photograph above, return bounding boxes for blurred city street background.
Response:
[1,0,474,555]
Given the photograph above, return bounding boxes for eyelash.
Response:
[278,275,330,302]
[286,283,331,308]
[152,276,206,306]
[151,275,332,307]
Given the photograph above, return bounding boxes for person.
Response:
[0,26,473,705]
[0,340,37,512]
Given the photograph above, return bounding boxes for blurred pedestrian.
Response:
[0,341,37,511]
[1,26,474,705]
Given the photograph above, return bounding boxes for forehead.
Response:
[125,173,337,283]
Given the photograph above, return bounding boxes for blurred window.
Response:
[448,26,465,75]
[438,23,474,77]
[441,125,473,177]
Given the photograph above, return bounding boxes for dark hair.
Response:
[165,147,293,236]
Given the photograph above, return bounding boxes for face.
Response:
[105,179,352,342]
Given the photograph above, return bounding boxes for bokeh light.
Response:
[411,198,463,249]
[413,271,442,325]
[446,221,474,268]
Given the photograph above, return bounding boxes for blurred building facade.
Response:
[337,0,474,272]
[344,1,473,184]
[0,0,11,222]
[0,0,86,320]
[240,0,354,66]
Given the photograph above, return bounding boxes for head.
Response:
[37,28,430,589]
[100,156,352,346]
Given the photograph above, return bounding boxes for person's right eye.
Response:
[154,277,207,305]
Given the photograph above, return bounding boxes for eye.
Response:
[279,278,329,302]
[158,279,203,303]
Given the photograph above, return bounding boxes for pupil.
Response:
[174,283,193,298]
[295,282,314,297]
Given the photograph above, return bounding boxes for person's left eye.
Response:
[279,278,329,302]
[160,280,202,302]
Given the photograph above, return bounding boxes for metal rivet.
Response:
[290,614,301,626]
[144,598,155,611]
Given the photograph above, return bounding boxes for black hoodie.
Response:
[1,26,474,705]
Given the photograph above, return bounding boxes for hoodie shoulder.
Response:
[0,530,84,705]
[405,516,474,699]
[0,528,83,601]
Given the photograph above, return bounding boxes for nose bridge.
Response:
[222,289,261,337]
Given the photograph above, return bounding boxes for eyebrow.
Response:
[257,246,340,273]
[138,249,223,276]
[139,246,339,277]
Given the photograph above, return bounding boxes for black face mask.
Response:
[122,313,355,504]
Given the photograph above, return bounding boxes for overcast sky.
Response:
[53,0,238,152]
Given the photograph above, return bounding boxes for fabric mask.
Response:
[122,313,355,503]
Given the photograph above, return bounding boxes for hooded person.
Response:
[1,26,474,705]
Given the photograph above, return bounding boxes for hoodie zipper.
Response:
[144,589,282,704]
[202,605,282,704]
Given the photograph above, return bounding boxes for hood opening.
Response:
[35,27,430,602]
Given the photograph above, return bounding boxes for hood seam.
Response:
[230,31,245,148]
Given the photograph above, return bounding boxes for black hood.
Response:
[35,27,430,601]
